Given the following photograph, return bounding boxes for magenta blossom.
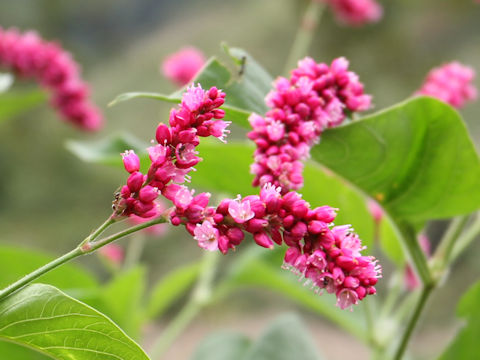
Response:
[249,56,372,193]
[323,0,383,26]
[0,27,103,131]
[162,47,206,86]
[416,61,477,109]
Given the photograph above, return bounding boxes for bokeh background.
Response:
[0,1,479,359]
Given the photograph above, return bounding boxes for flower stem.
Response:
[150,251,220,359]
[431,215,469,273]
[0,215,167,301]
[283,0,324,75]
[394,220,434,287]
[451,212,480,262]
[392,284,433,360]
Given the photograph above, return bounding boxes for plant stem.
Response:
[0,247,83,301]
[431,216,469,272]
[394,220,434,287]
[392,284,433,360]
[451,212,480,262]
[150,251,220,359]
[283,0,324,75]
[0,215,167,301]
[79,217,116,247]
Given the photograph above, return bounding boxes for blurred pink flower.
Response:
[416,61,477,109]
[325,0,383,26]
[0,26,103,131]
[99,244,124,266]
[367,199,383,224]
[162,47,206,86]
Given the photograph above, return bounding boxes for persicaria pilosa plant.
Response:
[115,77,381,310]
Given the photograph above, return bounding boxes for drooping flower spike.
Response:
[416,61,477,109]
[0,27,103,131]
[116,85,380,310]
[248,57,372,193]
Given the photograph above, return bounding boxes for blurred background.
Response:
[0,1,479,359]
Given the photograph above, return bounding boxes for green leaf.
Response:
[379,216,405,265]
[96,266,146,339]
[243,314,322,360]
[110,46,273,128]
[0,90,46,123]
[0,342,51,360]
[191,332,251,360]
[0,283,150,360]
[439,280,480,360]
[223,247,365,341]
[0,246,98,300]
[146,261,200,320]
[311,97,480,222]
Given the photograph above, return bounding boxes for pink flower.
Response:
[194,220,219,251]
[249,56,372,193]
[0,27,103,131]
[162,47,206,86]
[114,84,227,219]
[325,0,383,26]
[121,150,140,173]
[99,244,124,266]
[416,61,477,109]
[228,197,255,224]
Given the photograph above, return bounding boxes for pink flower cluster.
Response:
[116,85,380,309]
[0,27,103,131]
[416,61,477,109]
[162,47,206,87]
[187,186,381,310]
[323,0,383,26]
[248,57,371,193]
[114,84,229,219]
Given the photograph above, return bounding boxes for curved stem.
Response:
[392,284,433,360]
[150,251,220,359]
[432,215,469,271]
[0,215,167,301]
[283,0,324,75]
[451,212,480,262]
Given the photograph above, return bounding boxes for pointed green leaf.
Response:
[0,284,150,360]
